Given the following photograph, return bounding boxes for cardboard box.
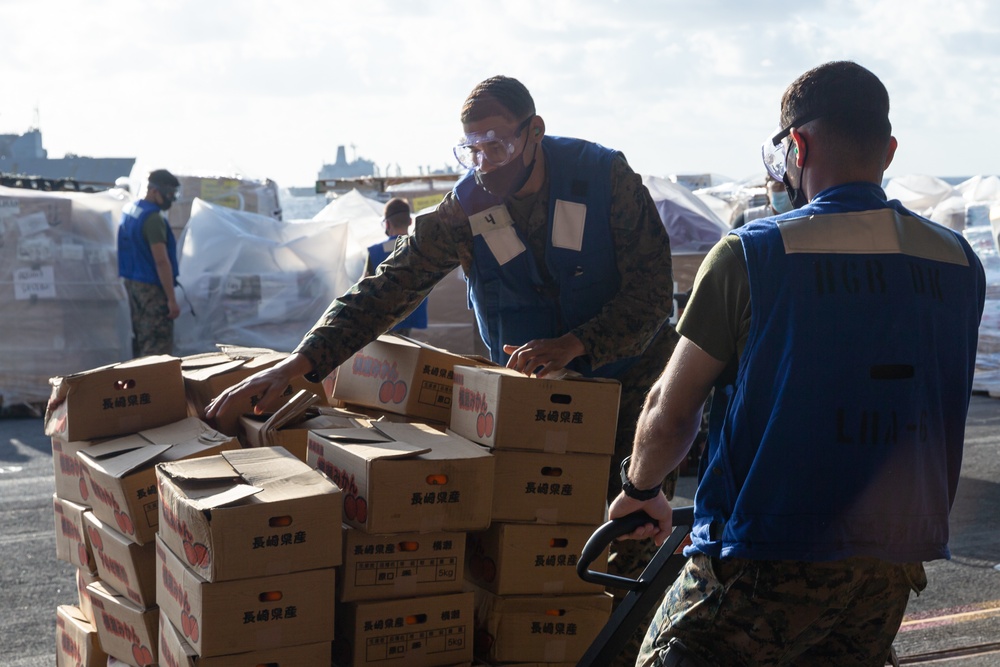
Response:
[333,334,489,425]
[77,568,100,626]
[450,365,621,455]
[156,536,336,658]
[181,348,327,436]
[306,421,494,533]
[158,613,332,667]
[54,495,97,574]
[339,526,464,602]
[52,436,98,505]
[56,604,109,667]
[86,580,159,667]
[239,389,367,461]
[466,523,606,596]
[672,251,709,295]
[77,417,240,545]
[473,588,613,664]
[156,446,342,582]
[45,355,187,442]
[337,592,474,667]
[84,512,157,609]
[489,449,611,525]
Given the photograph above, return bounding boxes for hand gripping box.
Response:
[56,604,109,667]
[155,535,336,658]
[336,591,474,667]
[45,355,187,442]
[86,580,159,667]
[306,420,493,534]
[239,389,368,461]
[156,446,342,582]
[76,417,240,545]
[473,587,613,665]
[332,334,490,425]
[181,348,328,436]
[84,512,157,609]
[465,522,607,596]
[450,365,621,455]
[158,612,333,667]
[339,526,465,602]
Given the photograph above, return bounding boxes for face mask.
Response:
[782,143,809,209]
[475,140,538,199]
[768,187,794,214]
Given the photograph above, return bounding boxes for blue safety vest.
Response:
[117,199,178,285]
[367,236,428,330]
[453,136,635,378]
[691,182,985,563]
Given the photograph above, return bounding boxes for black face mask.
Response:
[475,140,538,199]
[155,187,177,211]
[782,142,809,209]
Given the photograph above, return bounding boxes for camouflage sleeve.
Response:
[294,191,470,380]
[571,156,674,369]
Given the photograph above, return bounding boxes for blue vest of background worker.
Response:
[117,168,181,358]
[363,197,428,337]
[453,135,638,380]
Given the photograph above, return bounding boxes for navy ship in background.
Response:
[0,128,134,191]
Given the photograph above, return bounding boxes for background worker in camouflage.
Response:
[117,168,182,357]
[610,61,985,666]
[206,74,679,667]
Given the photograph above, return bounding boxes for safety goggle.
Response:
[153,184,180,201]
[760,112,822,181]
[453,115,533,170]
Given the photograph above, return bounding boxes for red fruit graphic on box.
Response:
[183,540,210,567]
[344,494,357,521]
[392,381,406,403]
[87,525,103,551]
[476,414,486,438]
[78,477,89,501]
[378,381,394,403]
[181,611,191,636]
[484,412,494,436]
[132,642,154,666]
[188,616,199,643]
[78,542,89,567]
[355,497,368,523]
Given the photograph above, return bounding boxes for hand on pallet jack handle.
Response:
[577,506,694,590]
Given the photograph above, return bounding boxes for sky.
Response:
[2,0,999,190]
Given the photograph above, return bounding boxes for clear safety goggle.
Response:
[453,115,533,170]
[760,112,822,181]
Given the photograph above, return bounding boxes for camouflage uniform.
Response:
[295,157,678,667]
[636,553,926,666]
[124,278,173,357]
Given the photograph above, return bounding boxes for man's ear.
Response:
[530,115,545,142]
[884,136,898,170]
[789,128,807,167]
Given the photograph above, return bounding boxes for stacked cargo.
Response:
[47,355,239,666]
[0,186,130,410]
[450,365,619,666]
[154,446,341,664]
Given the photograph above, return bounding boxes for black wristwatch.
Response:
[619,456,661,501]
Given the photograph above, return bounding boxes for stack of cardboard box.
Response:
[48,355,239,666]
[450,365,619,666]
[306,420,494,667]
[154,446,342,664]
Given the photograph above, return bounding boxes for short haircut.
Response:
[383,197,410,220]
[148,169,180,189]
[781,61,892,164]
[461,75,536,124]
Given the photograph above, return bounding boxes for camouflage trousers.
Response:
[636,553,926,667]
[125,279,174,357]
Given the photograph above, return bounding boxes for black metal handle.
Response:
[577,506,694,590]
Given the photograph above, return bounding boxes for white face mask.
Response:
[769,187,794,214]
